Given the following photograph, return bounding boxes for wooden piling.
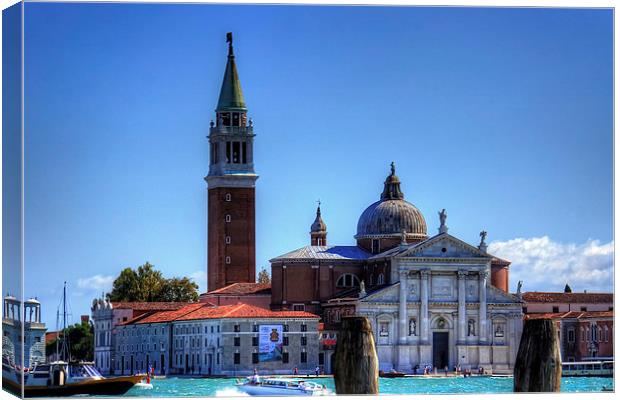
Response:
[514,318,562,392]
[333,316,379,395]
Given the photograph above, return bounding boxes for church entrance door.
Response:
[432,332,449,369]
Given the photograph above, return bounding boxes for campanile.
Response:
[205,33,258,292]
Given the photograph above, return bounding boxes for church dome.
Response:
[356,163,427,241]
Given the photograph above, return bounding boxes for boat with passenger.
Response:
[236,376,331,396]
[2,283,144,397]
[3,359,144,397]
[561,360,613,377]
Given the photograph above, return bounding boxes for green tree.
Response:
[107,267,140,302]
[257,268,271,284]
[106,262,198,302]
[46,321,94,362]
[564,283,572,293]
[159,277,199,302]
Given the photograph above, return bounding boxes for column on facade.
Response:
[457,270,467,343]
[398,269,408,344]
[478,270,488,343]
[420,270,429,343]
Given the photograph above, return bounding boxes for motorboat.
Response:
[2,359,144,397]
[236,376,331,396]
[379,370,406,378]
[561,360,613,377]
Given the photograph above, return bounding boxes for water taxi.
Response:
[561,360,613,377]
[236,376,331,396]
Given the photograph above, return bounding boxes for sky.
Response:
[9,3,614,328]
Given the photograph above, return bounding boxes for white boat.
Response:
[236,377,331,396]
[561,360,613,377]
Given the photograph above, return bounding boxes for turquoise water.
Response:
[119,376,614,397]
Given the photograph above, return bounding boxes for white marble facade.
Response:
[357,233,523,374]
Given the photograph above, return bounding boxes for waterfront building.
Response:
[521,291,614,362]
[2,295,46,368]
[525,311,613,362]
[91,299,188,375]
[522,291,613,314]
[199,282,271,308]
[206,33,258,292]
[114,303,319,376]
[270,165,523,374]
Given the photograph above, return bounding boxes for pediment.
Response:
[360,283,399,303]
[487,285,522,304]
[398,233,490,260]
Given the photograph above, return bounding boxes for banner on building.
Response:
[258,325,283,362]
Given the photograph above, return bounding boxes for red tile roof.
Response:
[179,303,318,321]
[111,302,189,311]
[122,303,318,325]
[522,292,613,304]
[45,331,59,344]
[128,303,206,325]
[203,283,271,296]
[525,310,614,320]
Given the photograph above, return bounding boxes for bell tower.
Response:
[206,33,258,292]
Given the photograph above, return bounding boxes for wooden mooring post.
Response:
[333,316,379,395]
[514,318,562,392]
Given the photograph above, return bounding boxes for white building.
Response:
[2,295,46,368]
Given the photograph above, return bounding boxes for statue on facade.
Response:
[479,230,487,246]
[390,161,396,175]
[409,319,417,336]
[516,280,523,299]
[438,209,448,233]
[360,280,366,294]
[468,319,476,336]
[400,230,408,245]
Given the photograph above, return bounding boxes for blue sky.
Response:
[16,3,613,327]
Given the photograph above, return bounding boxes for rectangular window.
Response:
[234,353,240,364]
[301,352,307,363]
[252,336,258,346]
[552,306,559,313]
[318,353,325,365]
[226,256,231,264]
[252,325,259,332]
[580,306,587,312]
[234,324,240,332]
[234,337,240,346]
[217,353,220,364]
[301,324,307,332]
[252,353,259,364]
[225,236,231,244]
[293,304,305,311]
[283,325,289,332]
[283,336,289,346]
[301,336,307,346]
[282,352,289,364]
[225,214,231,223]
[372,239,380,254]
[242,142,247,164]
[232,112,240,127]
[221,113,231,126]
[226,141,231,163]
[568,329,575,343]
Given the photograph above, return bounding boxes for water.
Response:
[117,376,614,397]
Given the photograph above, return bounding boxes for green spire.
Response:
[216,32,246,112]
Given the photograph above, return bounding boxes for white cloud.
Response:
[488,236,614,294]
[189,270,207,293]
[76,274,115,292]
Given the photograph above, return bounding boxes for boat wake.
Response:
[215,387,250,397]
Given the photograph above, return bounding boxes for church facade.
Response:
[270,165,523,374]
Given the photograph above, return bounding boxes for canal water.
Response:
[117,376,613,397]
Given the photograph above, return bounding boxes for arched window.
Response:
[604,326,609,342]
[377,274,384,285]
[369,274,374,286]
[336,274,360,288]
[468,319,476,336]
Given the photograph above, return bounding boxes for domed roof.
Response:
[356,163,427,240]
